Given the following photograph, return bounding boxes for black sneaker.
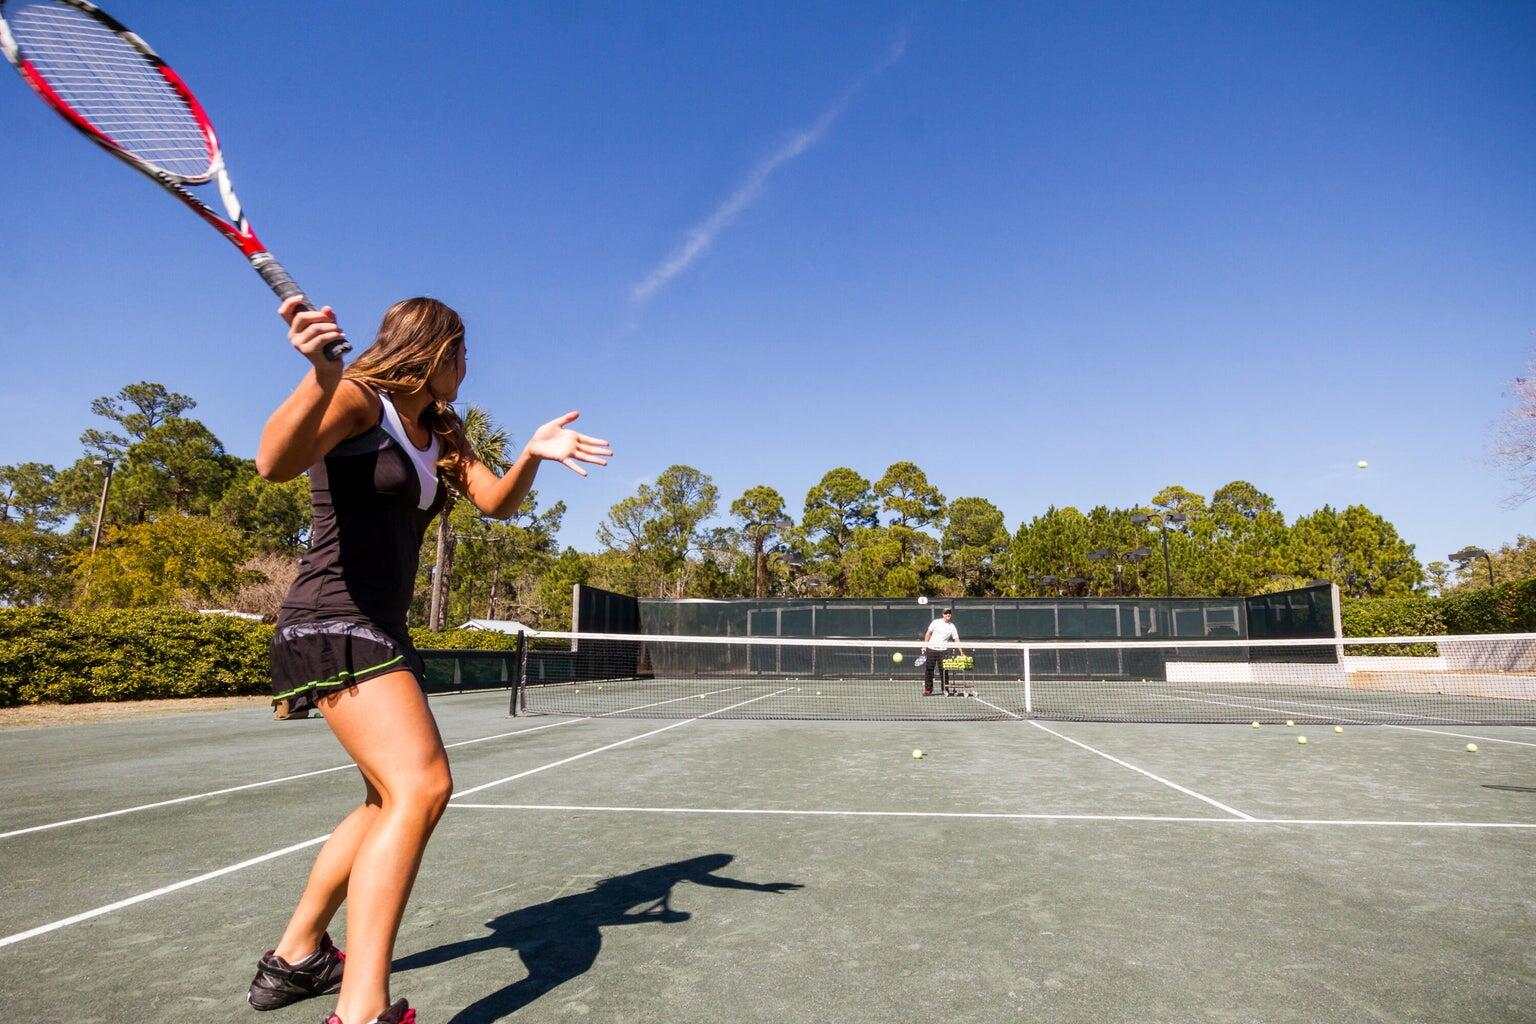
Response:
[323,999,416,1024]
[248,933,345,1010]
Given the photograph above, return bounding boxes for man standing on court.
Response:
[921,608,965,695]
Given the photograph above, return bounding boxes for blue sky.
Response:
[2,1,1532,568]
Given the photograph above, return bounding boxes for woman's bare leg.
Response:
[284,671,452,1024]
[272,785,381,962]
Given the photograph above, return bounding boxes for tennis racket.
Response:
[0,0,348,359]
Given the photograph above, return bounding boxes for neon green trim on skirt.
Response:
[272,654,406,702]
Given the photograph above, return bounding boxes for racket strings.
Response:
[10,1,212,179]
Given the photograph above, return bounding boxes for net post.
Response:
[1023,644,1033,714]
[510,630,527,716]
[1327,582,1345,665]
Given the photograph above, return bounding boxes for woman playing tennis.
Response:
[247,296,612,1024]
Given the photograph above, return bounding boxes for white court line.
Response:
[1386,726,1536,748]
[451,688,794,800]
[452,802,1536,830]
[1027,721,1255,820]
[448,798,1536,835]
[0,684,750,841]
[968,695,1022,719]
[0,691,784,949]
[0,716,591,841]
[1164,688,1431,723]
[0,834,332,949]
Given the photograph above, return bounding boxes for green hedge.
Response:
[411,627,522,652]
[1340,596,1445,639]
[0,608,273,706]
[1340,575,1536,638]
[1439,576,1536,634]
[0,609,527,707]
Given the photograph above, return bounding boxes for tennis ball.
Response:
[1286,720,1295,728]
[1252,721,1261,729]
[1467,743,1478,753]
[1357,460,1369,469]
[1298,736,1308,745]
[816,691,822,696]
[912,749,924,759]
[893,652,904,663]
[1334,725,1343,734]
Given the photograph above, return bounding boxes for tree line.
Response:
[1,381,1529,630]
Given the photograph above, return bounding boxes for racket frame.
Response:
[0,0,348,357]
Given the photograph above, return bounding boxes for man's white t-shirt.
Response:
[925,618,960,651]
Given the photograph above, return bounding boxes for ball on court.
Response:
[1286,720,1295,728]
[1252,721,1261,729]
[1466,743,1478,753]
[1357,460,1369,469]
[1298,736,1308,745]
[892,652,904,663]
[918,596,929,605]
[912,749,924,759]
[1333,726,1343,734]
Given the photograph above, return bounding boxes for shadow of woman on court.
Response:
[392,852,802,1023]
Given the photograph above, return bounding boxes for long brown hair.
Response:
[344,297,472,484]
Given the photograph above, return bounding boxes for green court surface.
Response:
[1,690,1533,1023]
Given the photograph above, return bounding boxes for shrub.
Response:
[1440,576,1536,634]
[0,609,525,705]
[1340,596,1445,639]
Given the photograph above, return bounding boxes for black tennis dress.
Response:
[269,389,447,714]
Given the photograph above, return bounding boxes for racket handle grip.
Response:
[251,253,351,361]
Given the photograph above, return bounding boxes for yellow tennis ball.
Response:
[1333,725,1343,734]
[892,652,904,663]
[1252,722,1261,729]
[816,691,823,696]
[1298,736,1308,745]
[912,749,924,759]
[1357,460,1369,469]
[1466,743,1478,753]
[1286,720,1295,728]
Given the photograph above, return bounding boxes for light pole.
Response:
[1131,512,1186,596]
[1450,547,1495,588]
[1088,546,1153,596]
[90,458,116,556]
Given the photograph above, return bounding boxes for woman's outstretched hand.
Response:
[526,412,612,476]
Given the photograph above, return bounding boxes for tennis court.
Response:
[2,679,1533,1022]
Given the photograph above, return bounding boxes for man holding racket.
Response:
[249,297,612,1024]
[919,608,965,695]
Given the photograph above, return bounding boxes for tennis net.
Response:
[511,631,1536,724]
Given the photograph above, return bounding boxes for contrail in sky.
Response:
[630,35,908,304]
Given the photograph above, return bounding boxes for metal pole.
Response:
[510,629,527,717]
[1159,524,1172,597]
[90,460,115,555]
